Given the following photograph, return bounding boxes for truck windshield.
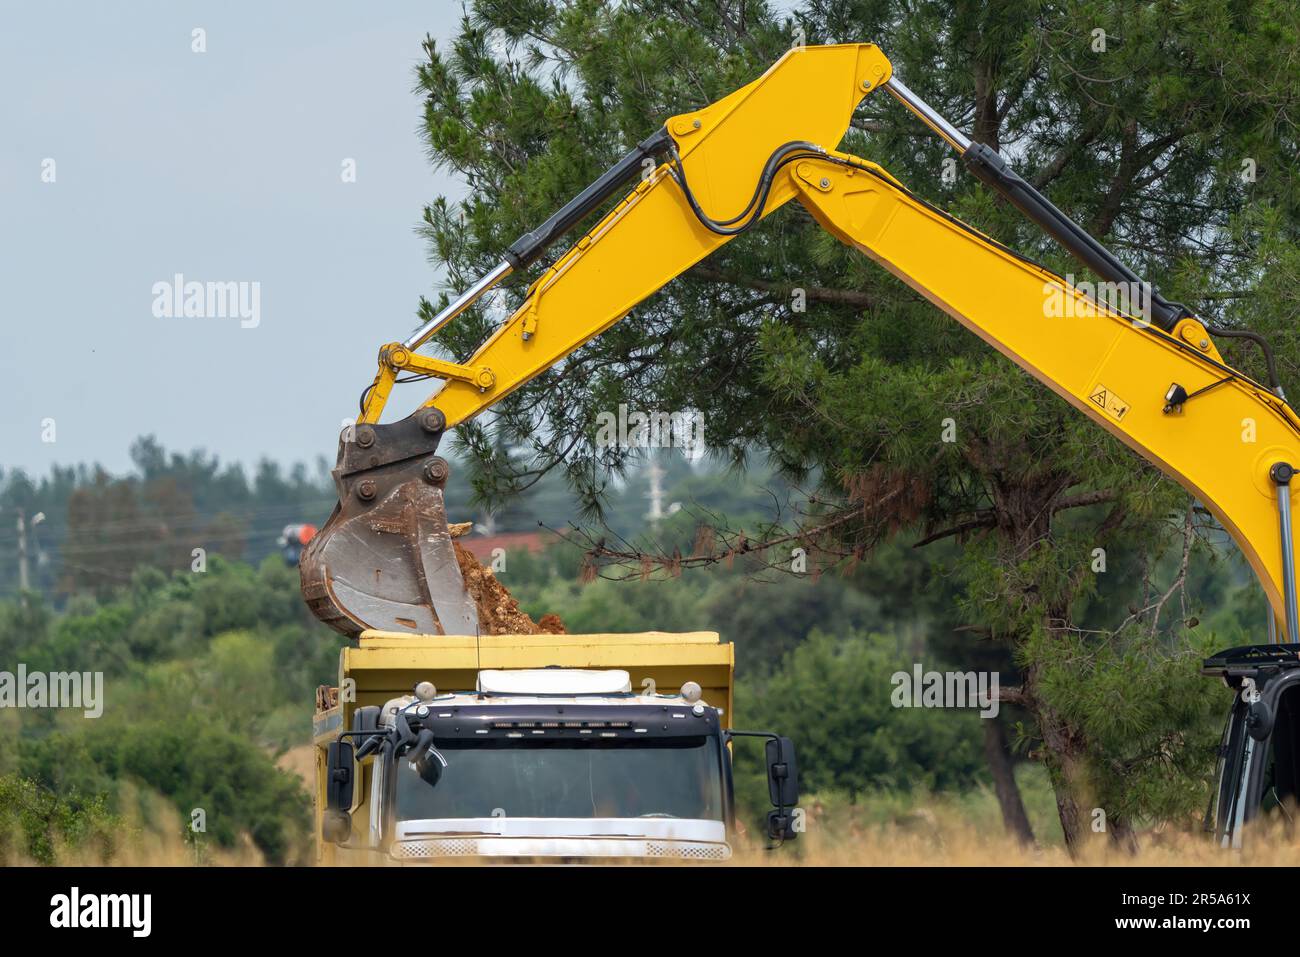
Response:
[396,737,724,821]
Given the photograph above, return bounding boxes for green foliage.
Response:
[0,774,119,865]
[1027,624,1230,825]
[0,434,584,603]
[506,537,892,675]
[0,554,344,862]
[1,1,1293,857]
[0,437,337,601]
[17,720,309,865]
[735,631,988,804]
[783,763,1063,848]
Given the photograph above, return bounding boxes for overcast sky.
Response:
[1,2,467,476]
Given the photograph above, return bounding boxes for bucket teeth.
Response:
[299,412,479,637]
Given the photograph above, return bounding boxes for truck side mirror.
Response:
[765,736,799,840]
[1247,699,1276,741]
[322,740,355,844]
[407,729,446,786]
[765,736,799,806]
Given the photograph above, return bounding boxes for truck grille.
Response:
[645,841,730,861]
[393,839,477,858]
[391,837,731,862]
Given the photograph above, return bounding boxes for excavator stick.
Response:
[300,408,479,637]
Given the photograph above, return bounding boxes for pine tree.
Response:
[413,0,1300,848]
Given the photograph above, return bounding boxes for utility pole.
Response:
[646,458,664,522]
[16,509,45,593]
[17,509,29,592]
[644,455,680,523]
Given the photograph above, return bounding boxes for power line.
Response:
[0,498,338,542]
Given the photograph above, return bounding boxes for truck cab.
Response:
[1202,643,1300,847]
[314,631,799,863]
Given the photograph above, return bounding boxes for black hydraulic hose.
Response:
[1207,324,1285,396]
[676,148,774,228]
[668,140,829,236]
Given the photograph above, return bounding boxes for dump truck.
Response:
[313,630,799,863]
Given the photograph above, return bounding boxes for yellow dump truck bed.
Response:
[313,630,735,745]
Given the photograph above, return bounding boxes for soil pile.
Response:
[453,540,567,635]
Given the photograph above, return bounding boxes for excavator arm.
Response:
[302,43,1300,643]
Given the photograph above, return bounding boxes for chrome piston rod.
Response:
[882,77,972,153]
[402,259,514,351]
[1271,462,1300,643]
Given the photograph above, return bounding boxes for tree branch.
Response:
[1030,113,1105,190]
[996,686,1027,707]
[1051,490,1118,513]
[913,514,997,548]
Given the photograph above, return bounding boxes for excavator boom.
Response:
[302,43,1300,642]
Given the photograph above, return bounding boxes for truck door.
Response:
[1209,695,1251,848]
[1213,671,1300,846]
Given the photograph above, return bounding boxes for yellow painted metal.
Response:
[337,630,733,724]
[382,344,494,389]
[1173,318,1225,364]
[358,362,397,425]
[359,344,495,423]
[788,153,1300,631]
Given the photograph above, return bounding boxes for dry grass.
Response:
[52,813,1300,867]
[731,803,1300,866]
[276,744,316,790]
[25,826,1300,867]
[16,770,1300,867]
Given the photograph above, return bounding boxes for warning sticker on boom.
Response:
[1088,384,1130,422]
